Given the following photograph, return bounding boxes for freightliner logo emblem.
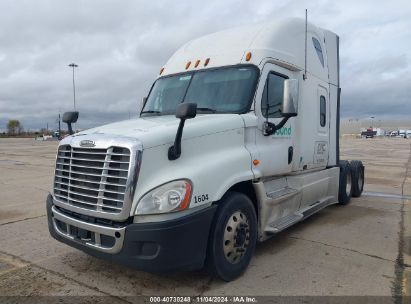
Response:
[79,140,95,147]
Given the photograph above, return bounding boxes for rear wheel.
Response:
[350,160,364,197]
[206,191,257,281]
[338,160,353,205]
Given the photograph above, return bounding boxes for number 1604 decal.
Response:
[194,194,209,203]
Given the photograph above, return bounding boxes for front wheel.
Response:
[206,191,257,281]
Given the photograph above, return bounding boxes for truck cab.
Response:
[47,18,364,281]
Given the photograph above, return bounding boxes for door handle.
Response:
[288,146,293,164]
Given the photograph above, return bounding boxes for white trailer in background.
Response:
[48,18,365,281]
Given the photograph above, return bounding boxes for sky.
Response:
[0,0,410,132]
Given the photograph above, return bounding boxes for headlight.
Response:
[135,180,192,215]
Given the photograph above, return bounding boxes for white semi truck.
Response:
[47,18,365,281]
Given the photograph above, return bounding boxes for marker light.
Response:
[136,180,192,215]
[245,52,252,61]
[159,67,164,75]
[185,61,191,69]
[194,59,200,68]
[253,159,260,166]
[204,58,210,66]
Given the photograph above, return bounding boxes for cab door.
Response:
[254,63,296,177]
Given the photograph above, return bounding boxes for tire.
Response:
[338,160,353,205]
[206,191,257,281]
[350,160,364,197]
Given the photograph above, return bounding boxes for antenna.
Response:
[303,9,308,80]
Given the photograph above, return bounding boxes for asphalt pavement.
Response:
[0,137,410,302]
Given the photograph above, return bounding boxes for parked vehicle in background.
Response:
[376,128,386,137]
[398,130,406,138]
[361,128,377,138]
[35,134,58,141]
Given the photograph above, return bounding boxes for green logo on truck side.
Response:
[274,126,292,137]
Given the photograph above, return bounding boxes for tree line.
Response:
[6,120,23,136]
[2,120,65,138]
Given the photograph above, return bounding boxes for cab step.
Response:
[301,197,335,219]
[267,187,298,200]
[265,213,303,234]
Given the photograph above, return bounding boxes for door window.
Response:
[320,95,326,127]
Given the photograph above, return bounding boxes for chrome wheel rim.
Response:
[223,210,250,264]
[346,172,352,196]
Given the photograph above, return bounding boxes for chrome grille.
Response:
[53,145,131,214]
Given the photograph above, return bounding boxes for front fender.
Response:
[131,127,254,216]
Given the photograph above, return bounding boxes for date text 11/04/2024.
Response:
[149,296,257,303]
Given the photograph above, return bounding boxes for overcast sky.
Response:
[0,0,410,131]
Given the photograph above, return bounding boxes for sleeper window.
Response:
[312,37,324,67]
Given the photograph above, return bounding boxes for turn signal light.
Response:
[179,182,192,210]
[253,159,260,166]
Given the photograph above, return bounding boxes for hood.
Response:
[75,114,245,149]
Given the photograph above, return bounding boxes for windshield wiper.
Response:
[196,107,216,113]
[141,110,161,115]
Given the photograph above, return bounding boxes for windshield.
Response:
[141,65,259,116]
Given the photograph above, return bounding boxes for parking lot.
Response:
[0,137,410,301]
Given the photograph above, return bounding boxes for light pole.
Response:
[68,63,78,111]
[58,113,61,138]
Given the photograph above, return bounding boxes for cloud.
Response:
[0,0,410,132]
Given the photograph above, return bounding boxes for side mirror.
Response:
[62,111,79,123]
[62,111,79,135]
[263,79,298,136]
[282,79,298,117]
[168,103,197,160]
[176,102,197,119]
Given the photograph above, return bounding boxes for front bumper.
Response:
[47,194,217,272]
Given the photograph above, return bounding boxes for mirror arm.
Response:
[67,122,74,135]
[263,114,296,136]
[168,119,186,160]
[276,115,291,130]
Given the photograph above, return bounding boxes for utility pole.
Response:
[58,113,61,138]
[68,63,78,111]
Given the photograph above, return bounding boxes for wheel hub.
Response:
[235,224,247,247]
[223,211,250,264]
